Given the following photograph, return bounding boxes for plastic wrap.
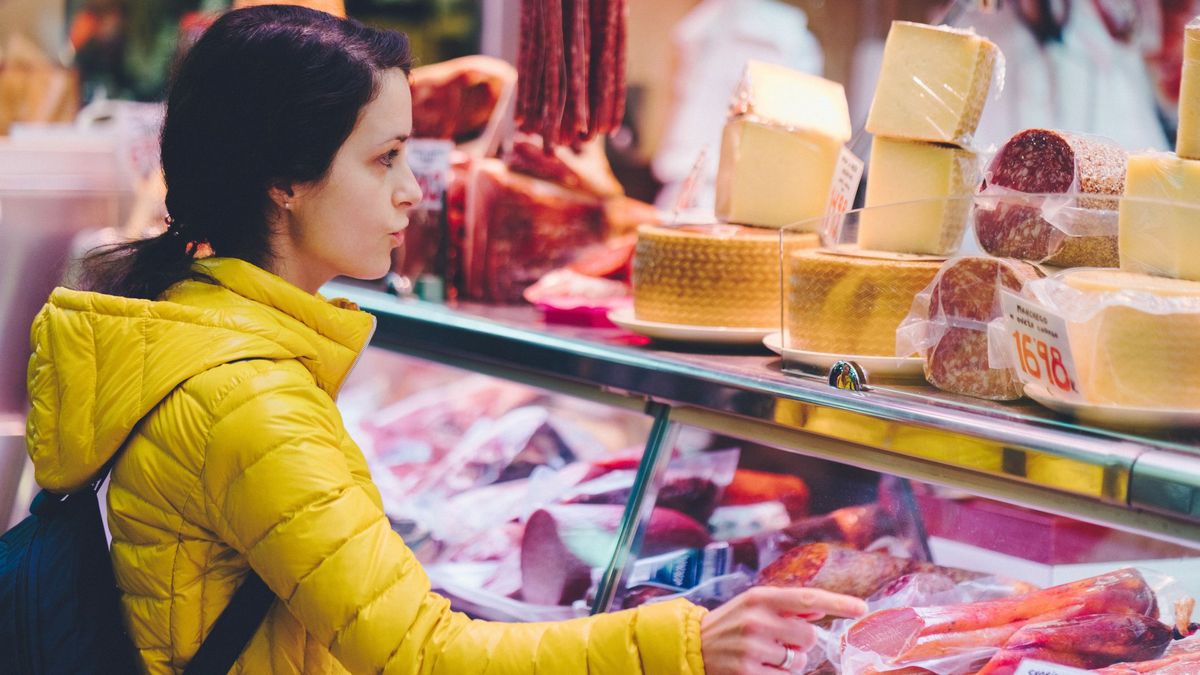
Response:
[896,257,1044,400]
[462,159,606,303]
[785,247,942,356]
[1118,153,1200,282]
[860,140,982,256]
[838,568,1164,675]
[633,223,817,329]
[865,21,1003,147]
[988,269,1200,408]
[975,129,1126,267]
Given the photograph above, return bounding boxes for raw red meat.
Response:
[976,613,1171,675]
[976,129,1126,267]
[507,132,623,198]
[520,504,710,605]
[921,257,1043,400]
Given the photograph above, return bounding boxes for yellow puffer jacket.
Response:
[26,257,707,674]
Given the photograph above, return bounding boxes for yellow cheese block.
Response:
[1118,152,1200,281]
[1177,19,1200,160]
[859,137,980,255]
[633,224,819,328]
[1061,269,1200,408]
[731,60,852,142]
[866,21,999,146]
[786,248,941,356]
[716,117,843,230]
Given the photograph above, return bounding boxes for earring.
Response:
[284,201,291,210]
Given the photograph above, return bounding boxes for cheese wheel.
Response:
[633,224,819,328]
[787,249,941,356]
[1058,270,1200,408]
[865,21,999,146]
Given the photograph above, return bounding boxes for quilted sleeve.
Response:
[199,366,707,675]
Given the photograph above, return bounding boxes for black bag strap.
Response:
[182,571,275,675]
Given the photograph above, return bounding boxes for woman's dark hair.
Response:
[80,5,412,299]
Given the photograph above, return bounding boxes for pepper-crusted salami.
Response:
[607,0,627,132]
[540,0,565,153]
[976,128,1126,267]
[922,257,1044,400]
[569,0,590,144]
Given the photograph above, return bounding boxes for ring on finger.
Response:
[777,644,795,670]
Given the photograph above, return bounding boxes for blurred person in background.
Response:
[26,5,866,673]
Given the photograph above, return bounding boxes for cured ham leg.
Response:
[842,569,1156,670]
[974,613,1171,675]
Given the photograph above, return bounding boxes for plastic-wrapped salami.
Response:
[975,129,1127,267]
[897,257,1043,400]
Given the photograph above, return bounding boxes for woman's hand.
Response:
[700,586,868,674]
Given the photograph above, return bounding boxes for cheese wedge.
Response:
[730,60,852,142]
[1060,269,1200,407]
[634,224,819,328]
[1177,18,1200,160]
[865,21,999,146]
[786,248,941,356]
[716,117,843,230]
[1118,152,1200,281]
[859,137,979,255]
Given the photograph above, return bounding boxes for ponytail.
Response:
[77,221,207,300]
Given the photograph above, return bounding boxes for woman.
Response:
[26,6,865,673]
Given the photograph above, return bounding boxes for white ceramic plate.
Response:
[763,332,926,380]
[1025,383,1200,431]
[607,308,775,345]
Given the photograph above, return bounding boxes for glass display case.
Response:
[329,280,1200,674]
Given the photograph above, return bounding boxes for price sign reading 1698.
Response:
[998,290,1082,401]
[1010,330,1072,393]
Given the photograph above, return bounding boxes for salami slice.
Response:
[975,129,1126,267]
[922,257,1044,400]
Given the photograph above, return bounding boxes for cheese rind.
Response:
[865,21,999,146]
[634,224,819,328]
[1176,19,1200,160]
[860,137,979,255]
[716,117,843,230]
[787,248,941,356]
[1059,269,1200,407]
[731,60,852,142]
[1118,152,1200,281]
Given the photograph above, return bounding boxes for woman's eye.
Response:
[380,149,400,168]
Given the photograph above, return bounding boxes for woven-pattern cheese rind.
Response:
[633,225,818,328]
[787,249,941,355]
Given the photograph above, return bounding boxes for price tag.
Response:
[998,290,1082,400]
[406,139,454,210]
[821,145,864,245]
[1013,658,1092,675]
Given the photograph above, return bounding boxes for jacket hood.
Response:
[26,257,375,492]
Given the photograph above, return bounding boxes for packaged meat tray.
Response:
[896,257,1043,400]
[975,129,1127,267]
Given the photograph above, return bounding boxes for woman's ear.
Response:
[267,182,295,212]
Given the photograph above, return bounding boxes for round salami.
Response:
[975,129,1126,267]
[922,257,1044,400]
